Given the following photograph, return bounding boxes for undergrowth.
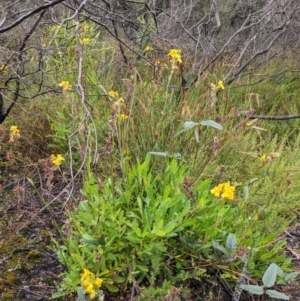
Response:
[1,18,300,300]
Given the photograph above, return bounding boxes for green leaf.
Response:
[284,272,298,282]
[148,151,168,157]
[263,263,278,288]
[105,283,119,292]
[244,185,250,201]
[226,233,238,252]
[194,128,199,143]
[77,288,85,301]
[240,284,264,295]
[199,120,223,130]
[174,121,199,136]
[248,177,259,184]
[212,239,230,256]
[265,289,290,300]
[276,265,285,278]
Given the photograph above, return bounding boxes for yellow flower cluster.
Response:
[119,113,128,120]
[145,45,153,52]
[50,154,65,166]
[210,80,225,93]
[259,152,280,162]
[168,49,182,64]
[81,269,103,299]
[109,90,119,98]
[79,37,90,45]
[211,182,235,200]
[9,126,20,142]
[58,80,72,92]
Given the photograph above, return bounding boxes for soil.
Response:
[1,164,300,301]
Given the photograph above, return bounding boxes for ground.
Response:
[1,164,300,301]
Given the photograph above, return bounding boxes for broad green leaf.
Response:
[226,233,238,252]
[105,283,119,292]
[263,263,277,287]
[265,289,290,300]
[240,284,264,295]
[276,265,285,278]
[200,120,223,130]
[284,272,298,282]
[174,121,199,136]
[212,239,230,256]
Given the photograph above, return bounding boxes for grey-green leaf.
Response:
[265,289,290,300]
[263,263,278,288]
[226,233,238,252]
[200,120,223,130]
[240,284,264,295]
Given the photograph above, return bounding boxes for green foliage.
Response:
[240,263,292,300]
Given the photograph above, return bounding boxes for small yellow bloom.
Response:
[119,113,128,120]
[259,154,267,162]
[86,284,96,298]
[109,90,119,98]
[79,37,90,45]
[95,278,103,288]
[218,80,225,90]
[50,154,65,166]
[9,126,20,142]
[211,182,235,200]
[145,45,153,52]
[58,80,72,92]
[168,49,182,64]
[82,22,90,32]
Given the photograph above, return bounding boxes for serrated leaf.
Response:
[265,289,290,300]
[263,263,277,288]
[200,120,223,130]
[226,233,238,252]
[240,284,264,295]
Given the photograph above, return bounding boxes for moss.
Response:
[27,250,41,259]
[0,290,15,301]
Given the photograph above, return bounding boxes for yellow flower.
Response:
[211,182,235,200]
[168,49,182,64]
[9,126,20,142]
[259,154,267,162]
[82,22,90,32]
[119,113,128,120]
[86,284,96,298]
[109,90,119,98]
[95,278,103,288]
[81,269,103,299]
[145,45,153,52]
[79,37,90,45]
[218,80,225,90]
[50,154,65,166]
[58,80,72,92]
